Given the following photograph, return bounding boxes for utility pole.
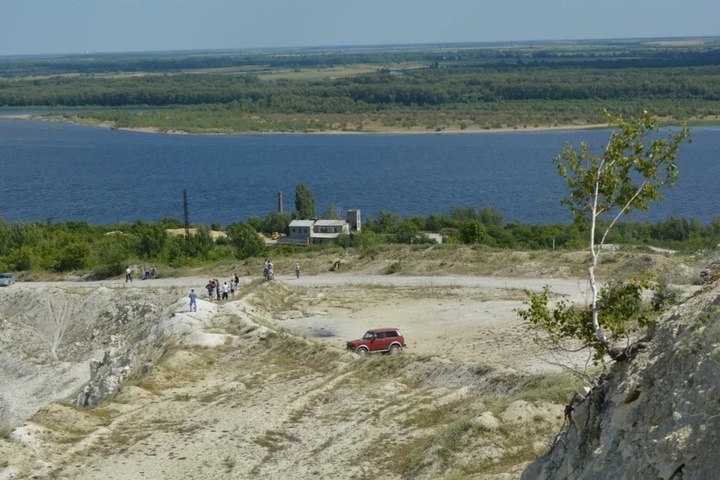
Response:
[183,189,190,246]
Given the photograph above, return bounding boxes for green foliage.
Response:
[386,261,402,274]
[366,210,402,233]
[226,222,265,259]
[53,241,91,272]
[322,204,342,220]
[651,279,682,312]
[459,220,486,244]
[557,111,691,226]
[450,206,480,222]
[258,212,292,235]
[294,184,316,219]
[2,40,720,134]
[185,227,214,259]
[478,206,504,227]
[134,223,167,260]
[520,111,691,362]
[392,220,421,244]
[517,278,655,364]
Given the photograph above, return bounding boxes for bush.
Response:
[226,222,265,259]
[386,261,402,274]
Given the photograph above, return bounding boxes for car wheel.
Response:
[356,347,369,356]
[389,344,401,355]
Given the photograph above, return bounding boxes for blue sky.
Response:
[1,0,718,55]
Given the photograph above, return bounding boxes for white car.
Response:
[0,273,16,286]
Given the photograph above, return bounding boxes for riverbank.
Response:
[8,111,712,135]
[2,112,611,135]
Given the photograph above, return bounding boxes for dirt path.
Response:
[21,273,591,301]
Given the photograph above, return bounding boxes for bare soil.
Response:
[0,249,699,479]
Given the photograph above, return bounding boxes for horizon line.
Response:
[2,34,720,59]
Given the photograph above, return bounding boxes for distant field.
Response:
[3,37,720,132]
[255,62,427,81]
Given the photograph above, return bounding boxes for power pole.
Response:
[183,189,190,246]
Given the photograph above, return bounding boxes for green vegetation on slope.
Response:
[1,207,719,278]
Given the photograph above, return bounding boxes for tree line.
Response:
[1,209,719,277]
[3,41,720,77]
[3,67,720,109]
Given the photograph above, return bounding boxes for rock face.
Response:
[0,286,180,430]
[522,285,720,480]
[73,339,135,408]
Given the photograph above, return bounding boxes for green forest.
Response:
[1,207,718,278]
[2,38,720,132]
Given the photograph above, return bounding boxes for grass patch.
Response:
[254,429,299,453]
[259,330,342,373]
[400,397,477,430]
[394,435,436,477]
[513,371,582,404]
[352,354,428,384]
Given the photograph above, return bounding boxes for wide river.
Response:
[0,117,717,226]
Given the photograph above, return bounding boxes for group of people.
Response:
[189,261,302,312]
[141,265,157,280]
[124,265,158,283]
[263,259,301,280]
[263,259,274,280]
[205,274,240,302]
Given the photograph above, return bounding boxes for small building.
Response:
[278,210,361,246]
[312,219,350,244]
[282,219,315,246]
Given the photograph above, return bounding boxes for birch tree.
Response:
[518,111,691,362]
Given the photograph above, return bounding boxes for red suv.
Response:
[346,328,406,355]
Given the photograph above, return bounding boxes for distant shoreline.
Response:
[1,113,613,135]
[3,112,708,135]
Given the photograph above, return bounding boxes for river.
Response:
[0,117,716,225]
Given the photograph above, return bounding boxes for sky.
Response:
[1,0,718,56]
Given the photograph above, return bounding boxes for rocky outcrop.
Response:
[522,285,720,480]
[73,336,135,408]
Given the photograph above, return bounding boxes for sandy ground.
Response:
[0,113,610,135]
[18,273,594,373]
[0,273,596,479]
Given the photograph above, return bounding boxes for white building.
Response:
[278,210,361,246]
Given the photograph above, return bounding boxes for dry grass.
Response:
[18,243,693,285]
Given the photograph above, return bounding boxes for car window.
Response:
[375,332,385,339]
[362,332,374,340]
[386,331,398,338]
[0,274,12,279]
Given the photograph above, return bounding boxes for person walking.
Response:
[125,266,132,283]
[189,289,197,312]
[295,262,301,279]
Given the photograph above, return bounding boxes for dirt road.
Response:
[21,273,591,300]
